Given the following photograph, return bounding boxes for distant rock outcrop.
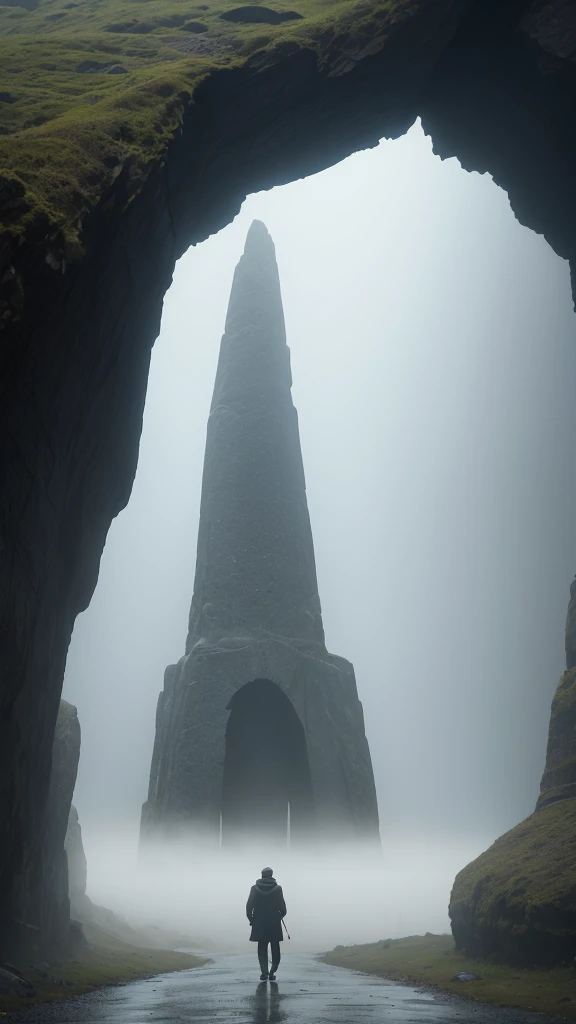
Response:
[65,804,87,910]
[536,577,576,810]
[65,804,199,951]
[63,803,132,943]
[449,578,576,967]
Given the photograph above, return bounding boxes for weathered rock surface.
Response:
[0,965,35,998]
[536,667,576,810]
[449,799,576,967]
[537,577,576,810]
[0,0,575,960]
[43,701,81,960]
[420,1,576,301]
[186,222,325,652]
[141,222,380,850]
[450,578,576,966]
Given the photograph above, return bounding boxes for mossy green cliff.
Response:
[450,800,576,967]
[0,0,415,245]
[537,668,576,809]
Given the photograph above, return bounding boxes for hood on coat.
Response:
[254,877,280,895]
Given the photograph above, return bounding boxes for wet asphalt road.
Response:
[12,954,560,1024]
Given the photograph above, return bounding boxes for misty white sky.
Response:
[64,120,576,867]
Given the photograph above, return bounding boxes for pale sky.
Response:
[64,119,576,854]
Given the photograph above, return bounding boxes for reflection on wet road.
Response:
[13,954,560,1024]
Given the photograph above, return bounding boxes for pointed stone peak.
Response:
[183,214,324,652]
[243,219,276,261]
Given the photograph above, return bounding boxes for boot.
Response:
[258,957,269,981]
[268,963,278,981]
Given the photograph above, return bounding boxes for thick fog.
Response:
[79,840,485,951]
[63,120,576,946]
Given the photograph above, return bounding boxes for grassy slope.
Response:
[450,799,576,958]
[0,0,415,241]
[321,934,576,1020]
[0,922,208,1012]
[452,799,576,910]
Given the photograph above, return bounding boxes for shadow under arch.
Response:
[221,679,314,846]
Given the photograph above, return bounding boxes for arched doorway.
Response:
[221,679,314,846]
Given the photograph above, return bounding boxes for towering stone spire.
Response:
[140,223,380,852]
[186,220,323,652]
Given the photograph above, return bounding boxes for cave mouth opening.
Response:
[221,678,314,847]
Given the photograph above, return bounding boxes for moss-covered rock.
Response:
[450,577,576,967]
[537,668,576,809]
[0,929,207,1012]
[449,799,576,968]
[537,577,576,810]
[0,0,420,243]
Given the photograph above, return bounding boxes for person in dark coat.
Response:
[246,867,287,980]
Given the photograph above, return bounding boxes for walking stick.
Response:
[281,918,291,940]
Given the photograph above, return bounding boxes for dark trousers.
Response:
[257,940,281,969]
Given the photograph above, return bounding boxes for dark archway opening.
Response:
[221,679,314,846]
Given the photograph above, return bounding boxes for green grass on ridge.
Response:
[0,0,416,241]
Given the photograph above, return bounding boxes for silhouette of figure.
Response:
[246,866,287,980]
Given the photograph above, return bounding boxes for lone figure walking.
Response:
[246,867,287,980]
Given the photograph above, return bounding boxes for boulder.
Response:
[0,965,35,997]
[449,577,576,967]
[449,799,576,967]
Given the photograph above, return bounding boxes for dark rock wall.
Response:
[420,0,576,298]
[449,798,576,967]
[0,0,575,957]
[42,701,81,959]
